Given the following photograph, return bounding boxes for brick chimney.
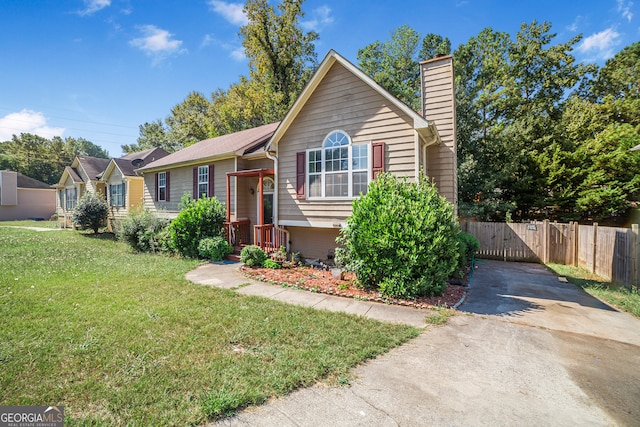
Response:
[420,55,457,213]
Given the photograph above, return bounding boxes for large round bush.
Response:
[336,173,459,299]
[168,194,226,258]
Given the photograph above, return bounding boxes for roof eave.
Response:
[415,120,441,146]
[137,153,237,174]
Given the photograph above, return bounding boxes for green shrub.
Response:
[262,258,281,269]
[198,236,233,261]
[336,173,459,299]
[116,210,170,253]
[457,232,480,272]
[72,192,109,233]
[240,245,267,267]
[168,194,226,258]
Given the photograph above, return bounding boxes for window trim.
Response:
[64,187,77,210]
[109,183,125,207]
[158,172,167,201]
[197,165,209,199]
[305,130,371,200]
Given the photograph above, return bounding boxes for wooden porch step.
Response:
[226,253,242,262]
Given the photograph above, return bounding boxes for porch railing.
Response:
[254,224,289,253]
[224,220,251,247]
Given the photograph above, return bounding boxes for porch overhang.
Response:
[225,168,275,223]
[226,168,275,178]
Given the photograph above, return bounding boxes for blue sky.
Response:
[1,0,638,157]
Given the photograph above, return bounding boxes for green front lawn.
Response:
[547,263,640,318]
[0,228,419,425]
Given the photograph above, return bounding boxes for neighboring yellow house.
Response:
[100,147,169,229]
[137,50,457,261]
[53,156,110,228]
[0,170,56,221]
[53,149,168,229]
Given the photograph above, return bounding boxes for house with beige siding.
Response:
[100,147,169,229]
[136,123,279,241]
[265,50,456,259]
[53,156,110,227]
[0,170,56,221]
[136,50,457,260]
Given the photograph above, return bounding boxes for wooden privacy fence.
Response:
[460,220,640,288]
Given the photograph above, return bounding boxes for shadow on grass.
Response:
[79,231,117,241]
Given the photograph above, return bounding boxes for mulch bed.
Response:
[240,265,467,310]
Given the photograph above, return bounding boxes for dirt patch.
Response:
[241,265,466,309]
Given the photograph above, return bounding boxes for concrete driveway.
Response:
[214,260,640,426]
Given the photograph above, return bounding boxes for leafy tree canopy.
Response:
[0,133,108,184]
[357,25,450,111]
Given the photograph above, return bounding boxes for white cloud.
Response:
[301,5,334,31]
[0,110,65,141]
[230,47,245,61]
[201,34,215,48]
[577,27,621,60]
[566,15,584,32]
[78,0,111,16]
[208,1,248,26]
[617,0,634,22]
[130,25,185,64]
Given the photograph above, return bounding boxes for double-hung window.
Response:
[110,183,125,207]
[158,172,167,201]
[307,130,369,199]
[65,187,77,210]
[197,166,208,198]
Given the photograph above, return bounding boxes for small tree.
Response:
[72,192,109,234]
[336,173,459,299]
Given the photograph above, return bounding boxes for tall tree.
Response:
[122,120,176,154]
[165,91,213,147]
[358,25,450,111]
[240,0,318,119]
[454,21,589,220]
[207,77,273,136]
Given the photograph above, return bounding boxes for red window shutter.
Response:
[208,164,214,197]
[154,173,159,201]
[193,167,198,200]
[372,142,386,179]
[296,152,306,199]
[166,171,170,202]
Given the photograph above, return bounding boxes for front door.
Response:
[262,193,273,224]
[258,177,274,225]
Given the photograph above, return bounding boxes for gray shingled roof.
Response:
[65,166,83,183]
[77,156,111,180]
[16,173,52,189]
[138,122,279,172]
[120,147,170,163]
[111,147,170,177]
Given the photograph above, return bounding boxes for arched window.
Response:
[307,130,369,198]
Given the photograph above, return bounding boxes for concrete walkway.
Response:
[0,225,63,232]
[187,260,640,426]
[185,262,439,328]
